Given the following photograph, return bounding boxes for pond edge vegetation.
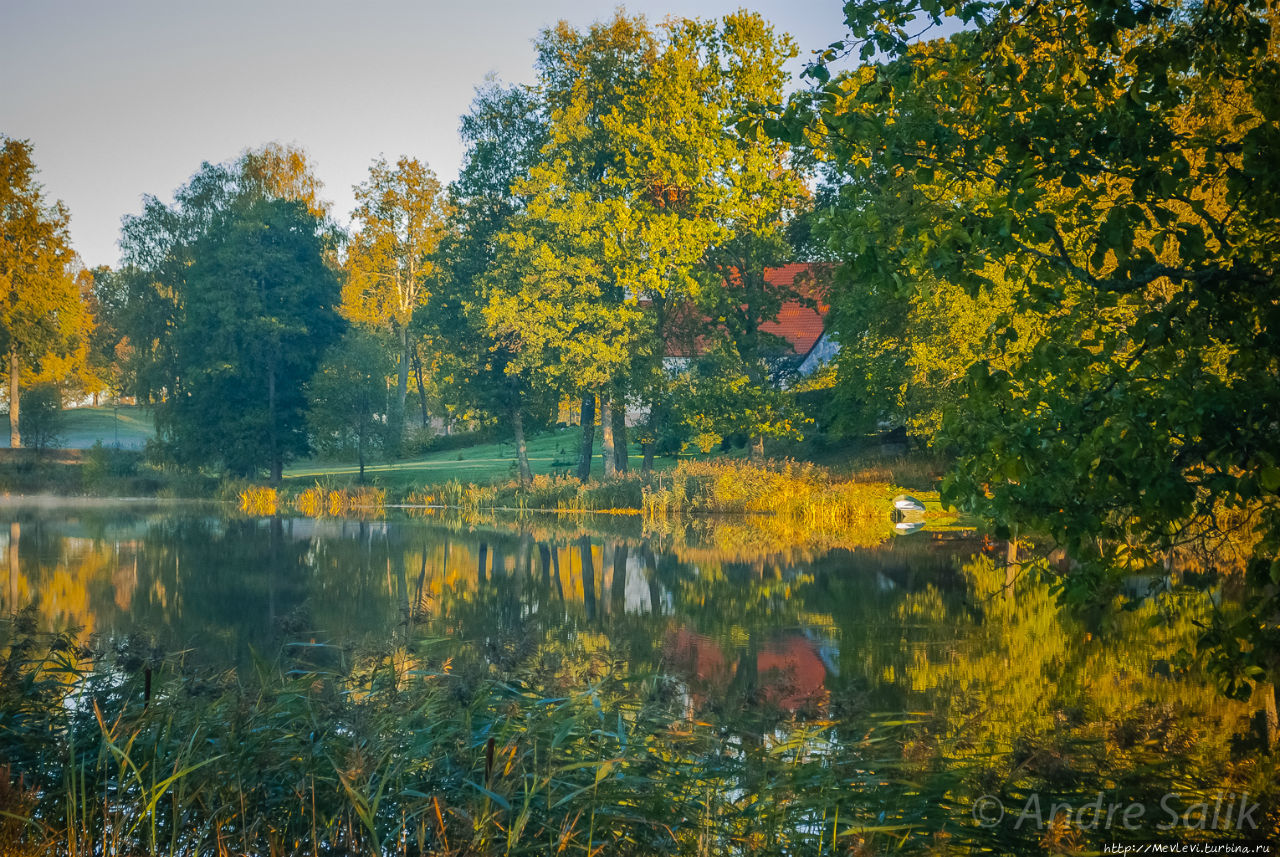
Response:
[234,458,924,525]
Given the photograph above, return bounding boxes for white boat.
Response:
[892,494,925,513]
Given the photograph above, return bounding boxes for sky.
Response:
[1,0,851,270]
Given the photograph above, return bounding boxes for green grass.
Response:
[0,405,155,450]
[285,427,657,489]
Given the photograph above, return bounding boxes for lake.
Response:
[1,501,1275,854]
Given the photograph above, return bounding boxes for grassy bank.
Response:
[241,458,932,523]
[0,444,215,497]
[285,427,627,488]
[1,416,947,533]
[0,405,155,450]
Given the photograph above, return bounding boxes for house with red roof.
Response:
[664,262,838,378]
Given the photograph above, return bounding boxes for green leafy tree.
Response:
[432,81,550,484]
[669,341,807,455]
[83,266,132,405]
[170,196,343,479]
[307,329,391,480]
[693,13,811,457]
[18,382,64,452]
[0,137,84,448]
[343,157,450,443]
[485,12,804,478]
[483,13,670,480]
[822,266,1042,441]
[118,147,344,480]
[783,0,1280,694]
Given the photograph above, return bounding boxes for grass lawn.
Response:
[284,427,658,489]
[1,405,155,450]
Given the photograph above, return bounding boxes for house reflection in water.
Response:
[663,627,834,713]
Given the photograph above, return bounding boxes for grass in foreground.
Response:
[0,619,947,857]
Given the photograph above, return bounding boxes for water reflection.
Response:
[0,504,962,673]
[2,502,1277,849]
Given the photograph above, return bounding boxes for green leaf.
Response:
[1259,466,1280,493]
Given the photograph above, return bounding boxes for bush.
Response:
[18,383,64,451]
[82,440,141,487]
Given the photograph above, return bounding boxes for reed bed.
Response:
[239,462,919,537]
[0,622,957,857]
[642,459,896,525]
[236,484,387,518]
[843,453,948,491]
[236,486,277,516]
[294,484,387,517]
[413,461,903,523]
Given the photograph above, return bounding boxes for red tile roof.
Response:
[759,264,829,357]
[665,263,830,359]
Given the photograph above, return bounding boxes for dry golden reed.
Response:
[642,459,895,525]
[237,486,278,516]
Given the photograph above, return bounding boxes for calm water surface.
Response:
[3,501,1277,849]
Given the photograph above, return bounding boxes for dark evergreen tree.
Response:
[117,148,343,480]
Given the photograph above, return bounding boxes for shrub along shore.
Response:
[235,458,928,526]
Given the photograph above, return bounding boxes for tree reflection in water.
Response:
[1,503,1276,853]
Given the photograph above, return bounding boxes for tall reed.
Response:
[0,621,983,857]
[236,486,278,516]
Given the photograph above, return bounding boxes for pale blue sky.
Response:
[1,0,852,269]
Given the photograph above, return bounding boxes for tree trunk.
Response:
[8,349,19,449]
[642,441,655,475]
[477,542,488,586]
[411,341,429,428]
[539,543,552,587]
[751,434,765,461]
[1263,681,1279,752]
[518,530,532,577]
[613,406,628,474]
[397,325,410,422]
[600,390,617,478]
[551,543,564,601]
[611,542,628,616]
[1005,537,1019,600]
[267,361,281,483]
[576,396,595,481]
[512,402,533,486]
[580,537,596,622]
[601,543,614,613]
[358,428,366,482]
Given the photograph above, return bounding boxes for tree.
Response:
[668,340,807,456]
[822,265,1042,441]
[781,0,1280,694]
[484,12,802,478]
[18,382,63,452]
[0,137,84,448]
[343,156,450,444]
[431,81,549,484]
[169,196,343,479]
[240,142,335,227]
[694,12,812,457]
[118,147,344,480]
[82,266,133,405]
[307,329,391,480]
